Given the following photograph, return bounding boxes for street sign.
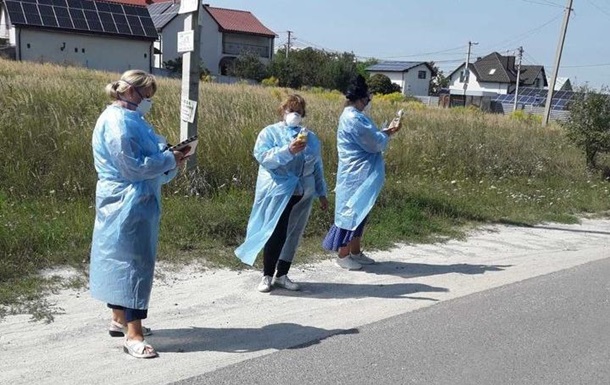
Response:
[181,99,198,123]
[177,30,194,53]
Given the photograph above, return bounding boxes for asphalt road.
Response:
[174,257,610,385]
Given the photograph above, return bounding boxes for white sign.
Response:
[177,30,194,53]
[181,99,198,123]
[178,0,198,14]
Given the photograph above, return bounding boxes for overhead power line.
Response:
[517,0,564,8]
[584,0,610,18]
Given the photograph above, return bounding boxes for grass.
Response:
[1,58,609,321]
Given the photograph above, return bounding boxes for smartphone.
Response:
[396,109,404,123]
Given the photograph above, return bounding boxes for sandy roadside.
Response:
[1,219,609,385]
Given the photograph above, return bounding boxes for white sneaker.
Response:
[257,275,272,292]
[335,256,362,270]
[350,252,375,265]
[272,275,300,291]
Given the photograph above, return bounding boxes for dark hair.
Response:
[345,74,369,101]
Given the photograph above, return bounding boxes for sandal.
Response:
[109,320,152,337]
[123,339,158,359]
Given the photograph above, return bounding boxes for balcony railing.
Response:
[223,42,269,58]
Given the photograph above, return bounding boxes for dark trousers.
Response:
[107,303,148,323]
[263,195,302,277]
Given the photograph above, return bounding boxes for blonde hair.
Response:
[278,94,306,118]
[105,69,157,100]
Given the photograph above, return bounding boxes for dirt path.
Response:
[2,219,609,385]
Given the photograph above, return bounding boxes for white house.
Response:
[447,52,547,99]
[148,2,276,75]
[0,0,158,72]
[366,61,434,96]
[545,76,573,91]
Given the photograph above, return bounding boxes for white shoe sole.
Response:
[335,259,362,270]
[352,258,375,265]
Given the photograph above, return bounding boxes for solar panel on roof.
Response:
[5,1,26,23]
[4,0,157,39]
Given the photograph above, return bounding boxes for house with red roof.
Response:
[147,1,276,75]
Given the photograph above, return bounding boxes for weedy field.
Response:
[1,59,608,320]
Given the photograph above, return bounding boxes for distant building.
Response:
[148,2,276,75]
[366,61,434,96]
[446,52,547,107]
[545,76,573,91]
[0,0,157,72]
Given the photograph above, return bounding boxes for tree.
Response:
[356,58,378,79]
[228,51,268,82]
[268,47,359,91]
[563,86,610,171]
[429,61,449,96]
[367,73,401,95]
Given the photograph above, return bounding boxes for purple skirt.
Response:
[322,217,368,252]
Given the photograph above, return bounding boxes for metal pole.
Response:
[542,0,573,126]
[513,46,523,112]
[180,2,201,168]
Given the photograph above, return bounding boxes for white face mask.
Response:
[137,98,153,116]
[362,101,372,116]
[284,112,302,127]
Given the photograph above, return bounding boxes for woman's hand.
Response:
[383,118,402,136]
[319,196,329,211]
[289,138,306,154]
[172,148,188,167]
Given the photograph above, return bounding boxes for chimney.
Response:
[507,55,515,71]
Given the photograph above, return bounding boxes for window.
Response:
[418,70,427,79]
[489,68,496,75]
[459,70,465,83]
[82,48,85,53]
[534,78,540,88]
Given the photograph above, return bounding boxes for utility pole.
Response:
[543,0,573,126]
[513,46,523,112]
[285,30,292,59]
[178,0,201,169]
[463,40,478,106]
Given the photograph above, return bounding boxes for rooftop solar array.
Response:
[148,1,179,30]
[492,87,575,111]
[367,61,425,72]
[4,0,158,39]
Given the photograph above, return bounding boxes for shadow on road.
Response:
[533,225,610,236]
[152,322,358,353]
[498,219,610,236]
[363,261,511,279]
[270,281,448,300]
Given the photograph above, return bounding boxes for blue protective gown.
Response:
[235,122,327,266]
[89,105,177,310]
[334,106,389,231]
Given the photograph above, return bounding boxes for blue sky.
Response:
[213,0,609,89]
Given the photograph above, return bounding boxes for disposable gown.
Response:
[89,105,177,310]
[334,106,389,231]
[235,122,327,266]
